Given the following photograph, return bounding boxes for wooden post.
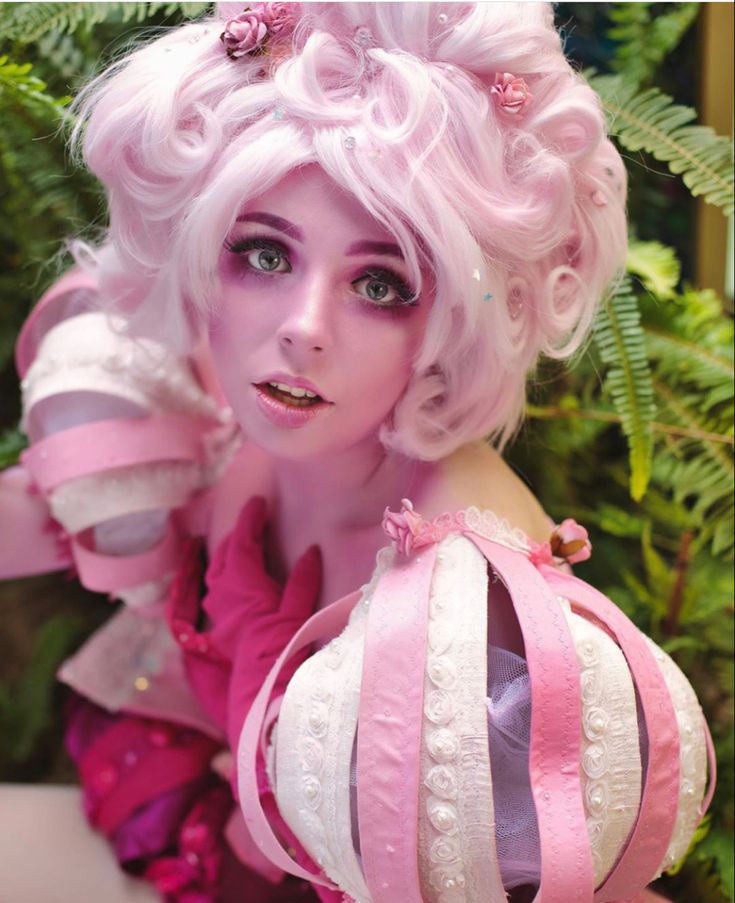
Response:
[696,2,734,304]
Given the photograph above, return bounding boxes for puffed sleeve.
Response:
[8,268,237,606]
[237,517,714,903]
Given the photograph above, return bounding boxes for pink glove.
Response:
[202,496,322,754]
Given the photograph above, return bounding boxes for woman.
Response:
[0,4,711,902]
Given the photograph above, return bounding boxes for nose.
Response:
[276,273,332,356]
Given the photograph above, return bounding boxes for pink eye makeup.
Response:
[352,267,418,308]
[223,235,419,311]
[224,236,292,274]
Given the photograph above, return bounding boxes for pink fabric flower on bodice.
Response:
[382,498,424,556]
[529,518,592,568]
[490,72,533,115]
[550,518,592,564]
[381,498,588,569]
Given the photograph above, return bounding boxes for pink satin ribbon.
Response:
[22,413,210,493]
[542,568,680,902]
[237,590,361,889]
[357,547,437,903]
[472,537,595,903]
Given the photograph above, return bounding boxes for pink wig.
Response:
[71,2,627,459]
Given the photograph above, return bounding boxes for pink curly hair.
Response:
[71,2,627,459]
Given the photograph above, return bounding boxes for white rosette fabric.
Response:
[417,534,501,903]
[274,590,372,903]
[643,637,708,875]
[561,604,642,884]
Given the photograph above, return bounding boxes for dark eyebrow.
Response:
[236,212,304,242]
[345,240,404,261]
[235,213,404,261]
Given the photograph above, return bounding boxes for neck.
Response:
[272,436,429,534]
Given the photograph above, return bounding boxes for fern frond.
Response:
[646,330,734,407]
[653,385,734,558]
[593,275,656,501]
[643,285,734,416]
[627,240,681,299]
[0,2,209,45]
[607,2,699,87]
[587,72,734,216]
[0,4,106,43]
[36,30,91,81]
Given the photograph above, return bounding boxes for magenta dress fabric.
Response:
[65,500,336,903]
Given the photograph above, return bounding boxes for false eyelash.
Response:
[224,236,290,260]
[223,235,419,308]
[358,267,419,307]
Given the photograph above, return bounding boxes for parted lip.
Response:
[255,372,332,403]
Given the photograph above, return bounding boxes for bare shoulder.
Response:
[414,442,552,545]
[207,440,276,552]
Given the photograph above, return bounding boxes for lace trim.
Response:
[418,534,504,903]
[561,604,642,885]
[644,639,708,874]
[383,499,532,558]
[356,544,396,608]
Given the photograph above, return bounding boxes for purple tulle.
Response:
[486,646,540,889]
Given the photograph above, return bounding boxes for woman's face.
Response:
[209,165,431,460]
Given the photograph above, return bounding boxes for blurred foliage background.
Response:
[0,3,733,902]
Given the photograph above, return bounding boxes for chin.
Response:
[239,417,386,463]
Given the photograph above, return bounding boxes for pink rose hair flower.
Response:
[382,498,424,556]
[490,72,533,116]
[549,518,592,564]
[220,3,297,59]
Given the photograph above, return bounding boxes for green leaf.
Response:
[0,2,210,44]
[607,2,700,87]
[695,829,735,901]
[627,240,681,300]
[587,72,735,216]
[640,520,673,598]
[0,427,26,469]
[0,615,86,762]
[593,276,656,500]
[0,55,71,120]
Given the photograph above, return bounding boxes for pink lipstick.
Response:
[253,381,332,429]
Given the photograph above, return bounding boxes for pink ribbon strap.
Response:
[22,414,210,494]
[470,537,595,903]
[357,547,437,903]
[0,465,73,579]
[237,590,361,888]
[71,522,182,592]
[700,716,717,819]
[15,268,97,377]
[542,568,680,902]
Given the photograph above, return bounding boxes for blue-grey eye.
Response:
[225,237,292,274]
[254,248,283,272]
[352,269,418,307]
[365,279,390,301]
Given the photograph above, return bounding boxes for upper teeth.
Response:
[269,381,317,399]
